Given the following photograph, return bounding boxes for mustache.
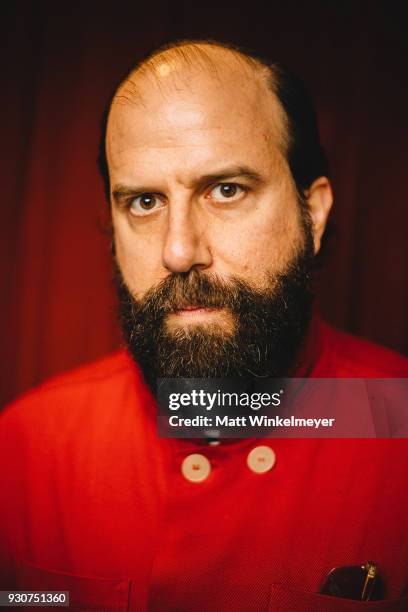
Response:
[115,267,280,317]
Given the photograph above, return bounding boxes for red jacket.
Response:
[1,318,408,611]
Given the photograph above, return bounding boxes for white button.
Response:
[181,453,211,483]
[247,446,276,474]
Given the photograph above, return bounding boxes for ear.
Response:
[304,177,333,254]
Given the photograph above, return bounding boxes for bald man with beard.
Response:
[1,41,408,610]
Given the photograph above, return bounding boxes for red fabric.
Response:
[2,2,408,410]
[1,319,408,610]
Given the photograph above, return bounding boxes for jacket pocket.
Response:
[15,560,131,611]
[269,583,408,611]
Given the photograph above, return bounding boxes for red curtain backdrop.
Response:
[2,1,407,406]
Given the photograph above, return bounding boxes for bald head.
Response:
[110,42,289,160]
[115,42,273,101]
[106,42,294,209]
[99,40,328,202]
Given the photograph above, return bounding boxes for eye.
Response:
[209,183,244,202]
[128,193,164,216]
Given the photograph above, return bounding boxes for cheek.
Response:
[113,217,164,296]
[210,199,303,281]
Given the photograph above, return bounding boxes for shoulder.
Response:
[35,348,134,390]
[319,319,408,377]
[0,349,141,430]
[11,348,136,402]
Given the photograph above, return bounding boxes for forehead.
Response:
[106,51,288,180]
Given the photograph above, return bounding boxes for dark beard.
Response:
[115,236,315,395]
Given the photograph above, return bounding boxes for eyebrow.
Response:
[193,165,264,187]
[111,165,264,202]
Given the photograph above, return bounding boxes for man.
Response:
[1,40,408,610]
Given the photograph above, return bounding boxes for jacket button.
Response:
[181,453,211,482]
[247,446,276,474]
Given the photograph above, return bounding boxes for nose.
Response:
[162,204,212,273]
